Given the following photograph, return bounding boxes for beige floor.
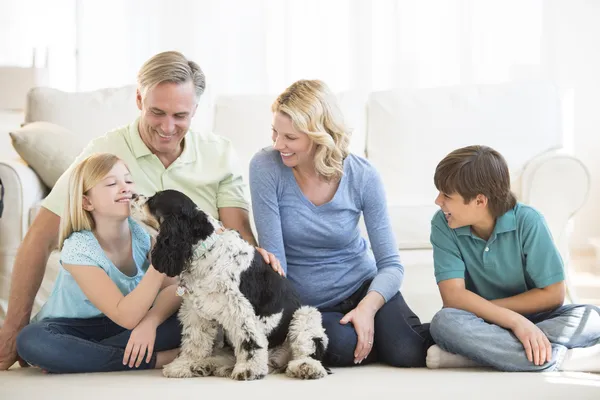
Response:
[1,365,599,400]
[1,253,599,399]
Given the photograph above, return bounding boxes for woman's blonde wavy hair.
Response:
[58,153,124,250]
[272,80,350,180]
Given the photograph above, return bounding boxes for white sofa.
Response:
[0,81,590,323]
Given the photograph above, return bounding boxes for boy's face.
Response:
[434,191,482,229]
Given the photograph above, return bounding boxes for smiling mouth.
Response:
[116,198,131,203]
[157,131,175,139]
[281,152,294,157]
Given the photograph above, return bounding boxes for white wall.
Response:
[544,1,600,250]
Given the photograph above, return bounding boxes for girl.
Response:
[250,80,433,368]
[16,153,181,373]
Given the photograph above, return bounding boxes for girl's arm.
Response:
[64,263,165,329]
[136,276,182,328]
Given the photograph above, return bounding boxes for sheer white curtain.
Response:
[0,0,76,90]
[1,0,545,94]
[71,0,545,94]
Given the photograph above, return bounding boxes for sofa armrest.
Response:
[518,151,589,303]
[0,158,48,317]
[0,158,48,240]
[519,151,589,252]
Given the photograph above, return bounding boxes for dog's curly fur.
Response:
[130,189,329,380]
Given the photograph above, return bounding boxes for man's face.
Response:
[434,191,480,229]
[137,81,198,156]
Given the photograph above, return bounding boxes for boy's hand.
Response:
[510,315,552,366]
[123,320,157,368]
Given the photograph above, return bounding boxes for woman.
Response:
[249,80,432,367]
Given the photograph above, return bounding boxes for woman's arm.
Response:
[249,151,288,272]
[64,263,165,330]
[361,164,404,304]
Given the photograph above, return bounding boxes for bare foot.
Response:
[155,348,180,369]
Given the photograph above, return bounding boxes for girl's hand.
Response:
[123,319,157,368]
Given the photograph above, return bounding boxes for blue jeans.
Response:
[16,315,182,373]
[430,304,600,371]
[319,279,433,367]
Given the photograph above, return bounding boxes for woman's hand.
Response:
[256,247,285,276]
[340,303,376,364]
[340,291,385,364]
[123,319,158,368]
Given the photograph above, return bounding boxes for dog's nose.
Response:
[131,193,139,200]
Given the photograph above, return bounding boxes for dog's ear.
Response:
[151,214,196,277]
[191,209,215,241]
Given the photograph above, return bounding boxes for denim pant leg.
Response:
[374,292,433,367]
[17,317,136,373]
[430,308,566,372]
[100,314,182,352]
[532,304,600,350]
[17,315,182,373]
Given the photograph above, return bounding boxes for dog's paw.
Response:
[231,362,268,381]
[285,358,328,380]
[163,358,196,378]
[190,361,216,377]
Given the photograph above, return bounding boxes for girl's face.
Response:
[83,161,135,219]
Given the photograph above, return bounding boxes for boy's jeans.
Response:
[16,314,181,373]
[430,304,600,371]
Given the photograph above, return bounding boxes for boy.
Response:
[426,145,600,372]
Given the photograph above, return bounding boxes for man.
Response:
[426,145,600,372]
[0,51,280,370]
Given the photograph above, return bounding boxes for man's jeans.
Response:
[16,315,182,373]
[430,304,600,371]
[319,279,434,367]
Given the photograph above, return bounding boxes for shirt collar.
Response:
[129,117,196,164]
[454,208,517,237]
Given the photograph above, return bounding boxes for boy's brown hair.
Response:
[434,145,517,218]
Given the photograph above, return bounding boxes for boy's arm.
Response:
[490,281,565,315]
[439,278,521,329]
[492,209,566,314]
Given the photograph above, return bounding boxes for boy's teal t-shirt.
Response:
[430,202,565,300]
[33,217,151,321]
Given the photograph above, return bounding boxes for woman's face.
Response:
[271,112,314,169]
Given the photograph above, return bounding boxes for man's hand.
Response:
[123,320,158,368]
[510,315,552,366]
[256,247,284,277]
[0,326,29,370]
[340,304,376,364]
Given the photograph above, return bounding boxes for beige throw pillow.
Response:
[9,122,85,188]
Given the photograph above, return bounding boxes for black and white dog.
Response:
[130,189,329,380]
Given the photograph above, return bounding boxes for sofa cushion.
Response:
[367,81,563,249]
[9,122,84,188]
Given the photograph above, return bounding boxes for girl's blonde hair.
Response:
[272,80,350,180]
[58,153,124,250]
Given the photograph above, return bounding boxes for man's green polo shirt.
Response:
[43,118,249,219]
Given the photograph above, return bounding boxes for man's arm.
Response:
[0,207,59,369]
[218,207,257,245]
[491,281,565,315]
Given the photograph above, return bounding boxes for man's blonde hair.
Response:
[272,80,350,180]
[58,153,124,250]
[137,51,206,100]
